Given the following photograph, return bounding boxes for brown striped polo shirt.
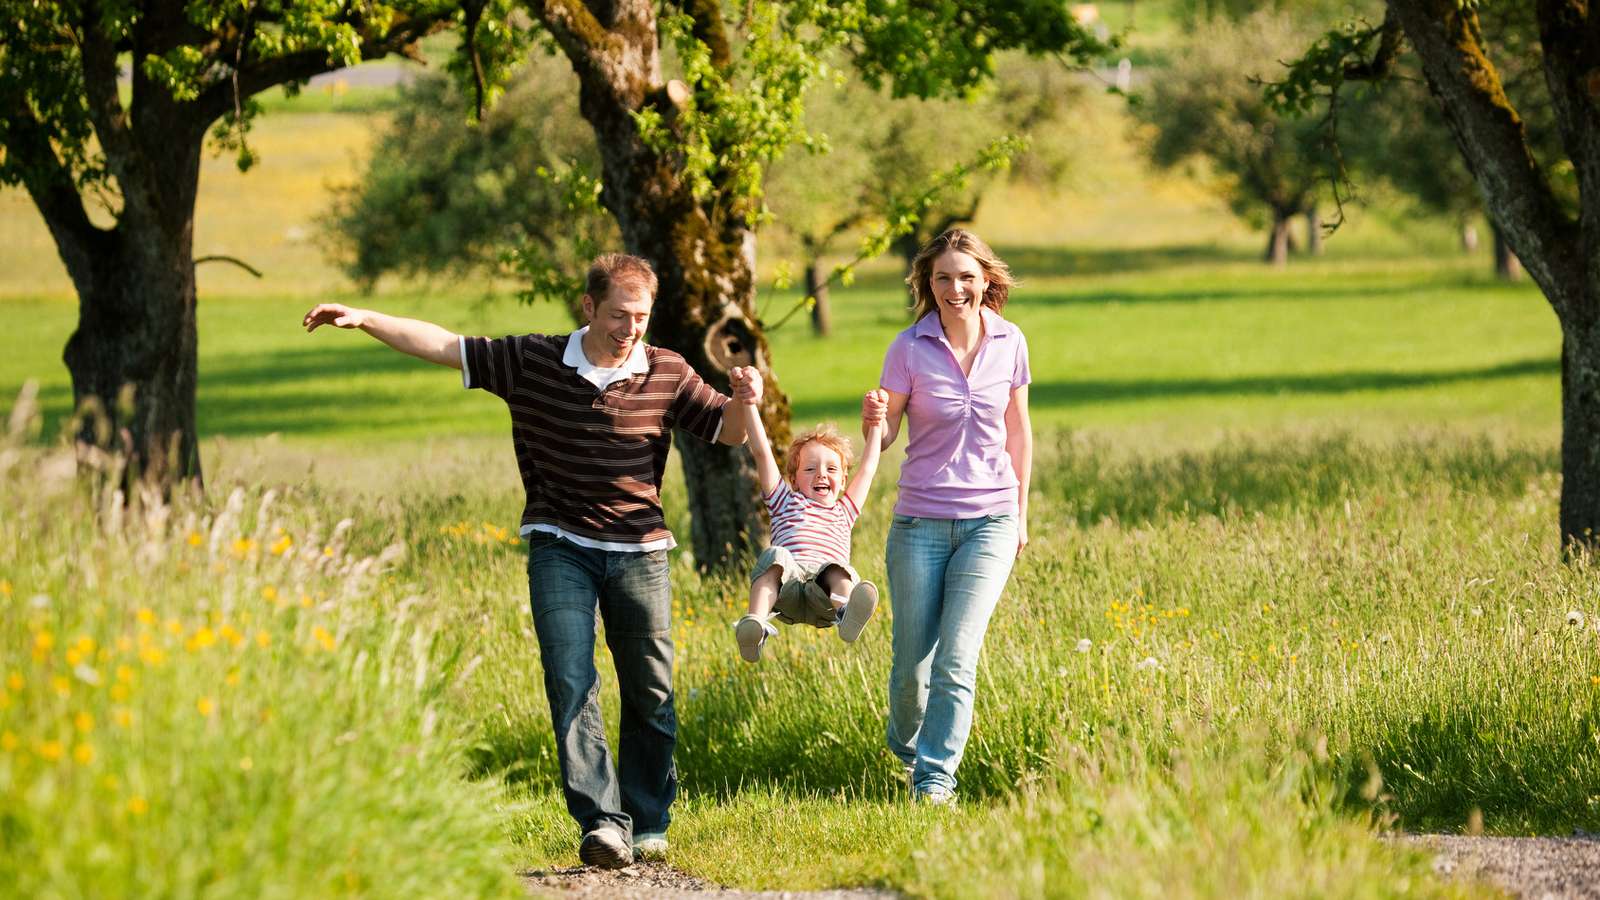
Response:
[461,332,728,549]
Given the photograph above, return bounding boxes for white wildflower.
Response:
[1567,610,1585,628]
[1076,638,1093,653]
[1135,656,1160,672]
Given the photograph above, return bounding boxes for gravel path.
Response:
[1406,835,1600,899]
[519,862,897,899]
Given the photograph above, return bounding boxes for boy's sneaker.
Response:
[578,825,632,869]
[837,580,878,643]
[734,613,778,663]
[633,831,669,861]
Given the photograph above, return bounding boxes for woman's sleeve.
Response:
[880,333,913,393]
[1012,330,1032,389]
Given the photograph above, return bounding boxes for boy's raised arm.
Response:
[845,389,888,510]
[302,303,461,370]
[738,389,782,497]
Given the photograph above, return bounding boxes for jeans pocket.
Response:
[891,514,919,529]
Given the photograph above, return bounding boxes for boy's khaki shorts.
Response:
[750,545,860,628]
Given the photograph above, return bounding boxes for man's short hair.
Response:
[586,254,659,303]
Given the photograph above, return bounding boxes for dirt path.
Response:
[1406,835,1600,899]
[519,862,897,899]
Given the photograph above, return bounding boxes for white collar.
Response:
[564,327,650,389]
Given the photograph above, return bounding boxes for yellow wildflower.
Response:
[116,665,134,684]
[127,796,148,815]
[32,630,54,659]
[165,618,182,635]
[0,731,16,752]
[261,585,279,603]
[136,608,156,626]
[74,711,93,733]
[38,740,63,761]
[231,537,255,558]
[6,672,23,692]
[139,646,166,667]
[116,635,133,652]
[255,631,271,648]
[300,595,313,608]
[197,696,216,717]
[73,744,94,765]
[0,579,10,597]
[312,626,337,652]
[186,531,204,547]
[239,756,254,772]
[101,774,119,791]
[51,675,71,697]
[110,683,130,702]
[270,535,292,556]
[225,668,241,687]
[220,625,244,648]
[114,709,133,729]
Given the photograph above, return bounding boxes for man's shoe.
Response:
[579,825,632,869]
[734,613,777,663]
[837,580,878,643]
[914,785,956,806]
[633,831,669,861]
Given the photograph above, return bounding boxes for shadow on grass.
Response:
[1037,431,1555,526]
[1340,703,1600,834]
[790,356,1559,426]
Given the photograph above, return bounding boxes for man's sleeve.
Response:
[460,335,524,400]
[670,362,730,443]
[880,333,913,394]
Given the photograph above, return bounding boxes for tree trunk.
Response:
[1491,223,1523,281]
[44,104,206,490]
[1460,222,1479,253]
[1305,206,1324,256]
[61,227,202,487]
[1264,211,1291,267]
[806,259,832,337]
[1561,323,1600,552]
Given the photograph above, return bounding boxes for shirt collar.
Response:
[564,327,650,380]
[913,307,1014,340]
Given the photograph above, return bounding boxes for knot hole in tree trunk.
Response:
[704,313,756,374]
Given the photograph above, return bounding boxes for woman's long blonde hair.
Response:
[905,229,1015,322]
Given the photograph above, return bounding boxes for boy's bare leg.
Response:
[817,565,854,613]
[748,567,781,616]
[737,567,783,663]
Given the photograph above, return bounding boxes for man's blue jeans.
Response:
[527,532,675,841]
[885,513,1018,794]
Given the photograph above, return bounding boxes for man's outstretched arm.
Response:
[302,303,461,369]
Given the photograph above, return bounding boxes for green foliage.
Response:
[1136,10,1328,225]
[0,1,523,205]
[321,55,613,313]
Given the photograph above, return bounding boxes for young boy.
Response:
[733,389,888,662]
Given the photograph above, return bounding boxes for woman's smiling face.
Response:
[930,249,989,323]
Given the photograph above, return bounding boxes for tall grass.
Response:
[5,395,1589,894]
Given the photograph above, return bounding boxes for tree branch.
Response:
[1388,0,1579,313]
[2,97,107,287]
[1343,9,1404,81]
[193,14,450,124]
[194,254,262,277]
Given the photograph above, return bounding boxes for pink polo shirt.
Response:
[880,308,1031,519]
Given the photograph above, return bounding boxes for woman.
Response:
[869,228,1031,805]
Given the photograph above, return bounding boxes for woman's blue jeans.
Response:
[885,513,1018,794]
[526,532,675,841]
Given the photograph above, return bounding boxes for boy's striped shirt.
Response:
[461,332,726,549]
[764,480,859,569]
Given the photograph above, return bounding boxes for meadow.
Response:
[0,67,1588,899]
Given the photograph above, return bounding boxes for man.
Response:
[302,253,761,868]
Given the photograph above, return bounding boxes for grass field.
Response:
[0,49,1582,897]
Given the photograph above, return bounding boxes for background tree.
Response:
[1272,1,1595,548]
[0,0,515,487]
[323,52,614,317]
[1334,3,1568,281]
[1136,9,1327,266]
[763,53,1089,335]
[514,0,1109,568]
